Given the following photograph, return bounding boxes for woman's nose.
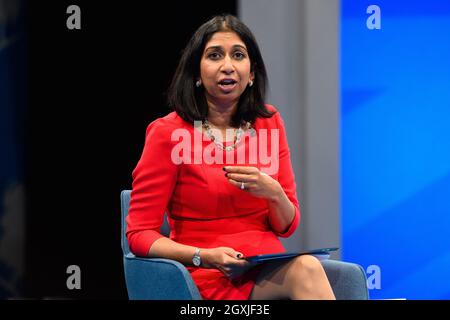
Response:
[220,56,235,74]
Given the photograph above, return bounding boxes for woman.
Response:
[126,14,335,300]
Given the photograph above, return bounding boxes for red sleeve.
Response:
[126,119,179,257]
[272,108,301,237]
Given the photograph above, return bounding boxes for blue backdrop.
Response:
[341,0,450,299]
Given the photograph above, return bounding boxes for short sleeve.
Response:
[126,119,179,257]
[272,109,301,238]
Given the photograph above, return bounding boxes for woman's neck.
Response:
[206,102,238,129]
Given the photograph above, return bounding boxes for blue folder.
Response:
[244,247,339,264]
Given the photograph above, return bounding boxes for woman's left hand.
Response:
[224,166,282,202]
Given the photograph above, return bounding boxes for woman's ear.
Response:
[249,73,255,87]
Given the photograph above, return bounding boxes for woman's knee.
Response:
[291,255,325,278]
[287,256,335,299]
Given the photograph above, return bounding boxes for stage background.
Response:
[0,0,27,298]
[341,0,450,299]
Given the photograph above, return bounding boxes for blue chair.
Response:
[121,190,369,300]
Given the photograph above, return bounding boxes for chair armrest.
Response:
[321,259,369,300]
[123,253,202,300]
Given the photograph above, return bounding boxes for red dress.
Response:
[126,104,300,300]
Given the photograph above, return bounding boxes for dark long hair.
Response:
[168,14,274,127]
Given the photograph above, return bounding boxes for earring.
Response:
[196,80,202,87]
[249,80,253,87]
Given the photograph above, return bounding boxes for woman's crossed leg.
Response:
[249,255,336,300]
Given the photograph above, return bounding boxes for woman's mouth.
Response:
[218,79,238,92]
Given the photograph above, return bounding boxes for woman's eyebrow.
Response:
[232,44,248,52]
[205,45,224,52]
[205,44,248,52]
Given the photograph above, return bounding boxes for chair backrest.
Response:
[120,190,132,256]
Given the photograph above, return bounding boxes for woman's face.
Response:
[200,31,254,109]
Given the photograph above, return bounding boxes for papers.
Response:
[244,247,339,264]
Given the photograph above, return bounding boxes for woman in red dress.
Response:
[126,14,335,300]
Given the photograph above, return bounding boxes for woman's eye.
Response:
[234,52,246,59]
[208,52,221,60]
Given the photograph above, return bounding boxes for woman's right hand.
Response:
[201,247,254,278]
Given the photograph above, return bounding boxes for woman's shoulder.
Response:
[146,111,185,132]
[144,111,187,145]
[254,104,283,128]
[264,104,278,113]
[148,111,184,127]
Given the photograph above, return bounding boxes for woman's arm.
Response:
[126,119,179,256]
[225,108,300,237]
[149,237,251,278]
[147,237,202,267]
[266,182,296,234]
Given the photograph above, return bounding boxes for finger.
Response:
[224,250,245,261]
[221,269,232,278]
[227,178,252,190]
[229,257,251,268]
[226,173,255,182]
[225,250,244,259]
[226,259,250,268]
[223,247,237,256]
[223,166,258,174]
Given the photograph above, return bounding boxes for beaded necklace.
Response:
[202,119,253,151]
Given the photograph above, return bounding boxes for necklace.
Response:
[202,119,253,151]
